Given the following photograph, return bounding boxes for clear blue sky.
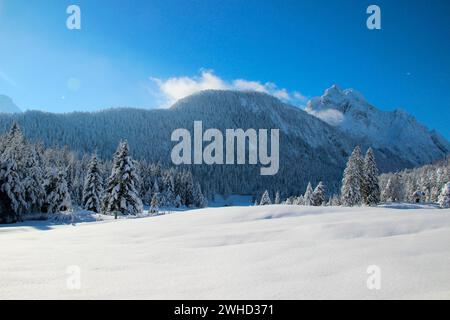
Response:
[0,0,449,138]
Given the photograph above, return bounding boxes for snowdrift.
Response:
[1,205,449,299]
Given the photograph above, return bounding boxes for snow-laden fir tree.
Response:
[22,144,45,213]
[150,193,159,214]
[362,148,380,206]
[382,173,402,203]
[82,154,103,213]
[174,194,182,208]
[43,169,71,214]
[341,146,363,206]
[311,181,325,206]
[303,182,314,206]
[438,182,450,208]
[0,155,27,223]
[260,190,272,205]
[162,175,176,207]
[293,195,304,205]
[180,171,195,206]
[0,123,28,218]
[193,182,207,208]
[274,191,281,204]
[103,140,143,215]
[329,194,341,206]
[153,179,160,194]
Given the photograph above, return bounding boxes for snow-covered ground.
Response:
[1,205,450,300]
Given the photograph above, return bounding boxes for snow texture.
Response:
[1,205,449,299]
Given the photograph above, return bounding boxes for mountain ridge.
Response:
[0,88,447,196]
[306,85,450,165]
[0,95,22,114]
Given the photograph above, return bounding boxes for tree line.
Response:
[258,146,450,208]
[0,123,207,224]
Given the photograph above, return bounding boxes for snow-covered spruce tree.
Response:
[42,169,71,214]
[260,190,272,205]
[362,148,381,206]
[180,171,195,206]
[0,155,27,223]
[174,194,182,208]
[82,155,104,213]
[193,182,207,208]
[294,195,304,205]
[163,179,176,207]
[102,141,143,215]
[274,191,281,204]
[150,193,159,214]
[22,144,45,213]
[311,181,325,206]
[303,182,314,206]
[382,173,402,203]
[341,146,363,207]
[438,182,450,208]
[330,194,341,206]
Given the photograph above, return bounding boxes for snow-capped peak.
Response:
[306,85,450,166]
[307,84,371,115]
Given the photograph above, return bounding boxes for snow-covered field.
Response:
[1,205,450,300]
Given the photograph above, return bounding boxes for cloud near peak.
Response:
[150,70,308,108]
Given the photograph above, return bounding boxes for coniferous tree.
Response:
[330,194,341,206]
[311,181,325,206]
[150,193,159,214]
[362,148,381,206]
[341,146,363,206]
[174,194,182,208]
[22,145,45,213]
[382,173,402,203]
[0,123,28,218]
[163,178,176,207]
[43,169,71,214]
[193,182,207,208]
[438,182,450,208]
[260,190,272,205]
[274,191,281,204]
[0,155,27,222]
[82,155,103,213]
[294,195,304,205]
[303,182,314,206]
[103,141,143,215]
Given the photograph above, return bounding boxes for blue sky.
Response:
[0,0,449,138]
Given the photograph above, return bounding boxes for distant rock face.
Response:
[306,85,450,166]
[0,95,22,114]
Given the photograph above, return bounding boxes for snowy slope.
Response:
[306,85,450,166]
[0,95,21,114]
[1,205,450,299]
